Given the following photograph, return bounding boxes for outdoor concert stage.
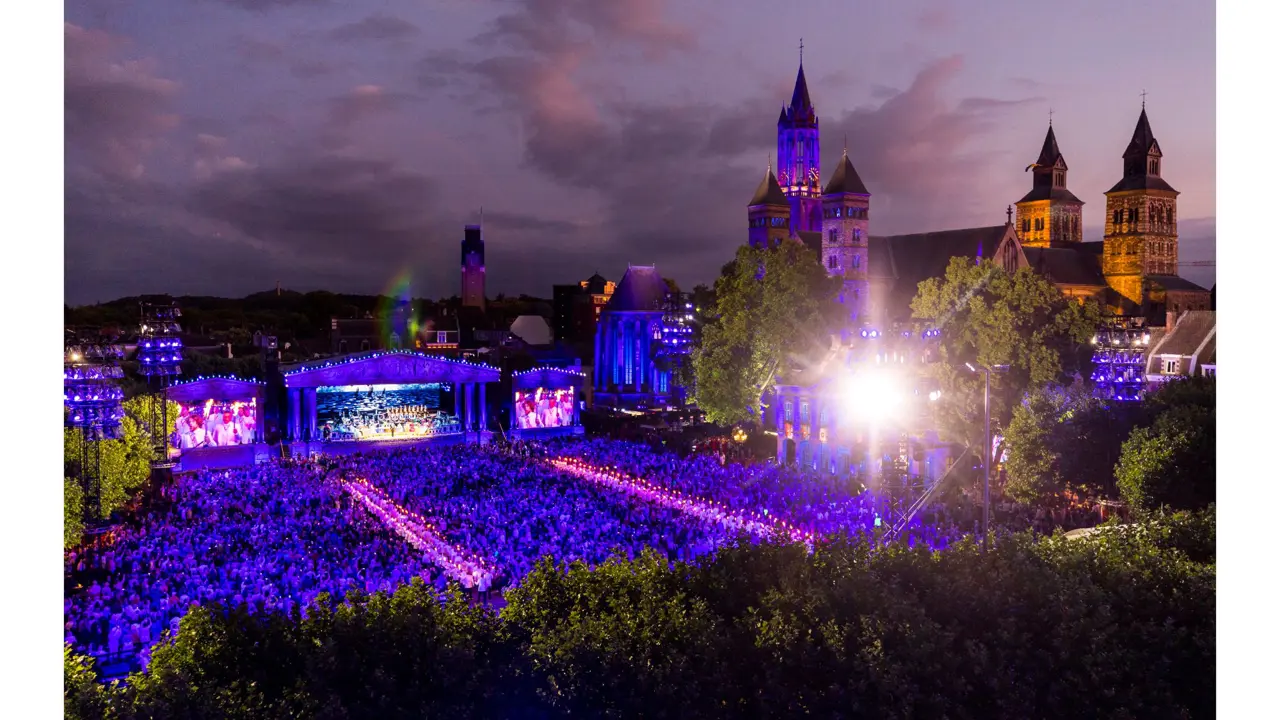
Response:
[282,350,500,447]
[167,351,501,469]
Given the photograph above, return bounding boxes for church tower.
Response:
[747,164,791,249]
[821,147,871,323]
[1102,105,1180,313]
[777,55,822,235]
[461,224,486,310]
[1015,123,1083,247]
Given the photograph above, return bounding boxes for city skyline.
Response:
[64,0,1215,305]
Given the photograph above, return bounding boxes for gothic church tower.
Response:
[1015,123,1083,247]
[821,148,871,323]
[1102,106,1179,313]
[777,59,822,235]
[747,165,791,249]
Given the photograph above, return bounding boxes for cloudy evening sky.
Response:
[63,0,1215,305]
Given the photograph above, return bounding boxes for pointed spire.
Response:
[1036,124,1063,167]
[749,164,788,206]
[789,61,814,113]
[1124,106,1158,158]
[823,151,870,195]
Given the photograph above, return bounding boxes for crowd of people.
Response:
[336,445,736,590]
[64,461,444,671]
[65,436,985,675]
[535,438,974,548]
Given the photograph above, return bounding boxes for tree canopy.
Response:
[1002,385,1133,505]
[910,258,1099,472]
[693,242,841,426]
[1117,402,1216,513]
[69,516,1214,720]
[64,396,180,546]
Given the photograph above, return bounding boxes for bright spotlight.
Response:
[841,369,905,425]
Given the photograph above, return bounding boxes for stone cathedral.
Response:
[746,59,1210,326]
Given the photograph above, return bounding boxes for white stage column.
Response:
[464,382,474,432]
[288,389,301,441]
[304,388,318,441]
[479,383,487,431]
[454,383,462,423]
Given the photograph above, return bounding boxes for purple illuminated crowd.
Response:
[65,437,977,673]
[334,444,735,588]
[64,462,444,670]
[535,438,975,548]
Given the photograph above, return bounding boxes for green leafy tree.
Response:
[1003,385,1133,505]
[693,243,841,425]
[64,398,165,523]
[64,478,85,549]
[911,258,1099,476]
[65,645,111,720]
[1116,404,1216,513]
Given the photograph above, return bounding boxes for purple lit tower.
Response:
[461,224,485,310]
[777,57,822,235]
[822,147,872,324]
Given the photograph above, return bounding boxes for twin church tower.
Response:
[748,56,1196,321]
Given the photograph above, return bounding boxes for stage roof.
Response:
[282,350,499,388]
[513,366,587,390]
[168,376,265,403]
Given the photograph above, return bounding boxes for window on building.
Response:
[1203,366,1215,378]
[1022,219,1031,233]
[827,254,838,269]
[829,229,838,245]
[1113,209,1122,225]
[360,340,371,352]
[784,402,793,422]
[1149,159,1159,174]
[1035,218,1044,231]
[338,340,348,353]
[852,255,860,268]
[1164,359,1178,374]
[800,402,810,423]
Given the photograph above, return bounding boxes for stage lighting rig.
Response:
[64,332,126,520]
[138,301,185,465]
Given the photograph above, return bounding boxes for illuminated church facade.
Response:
[752,58,1211,473]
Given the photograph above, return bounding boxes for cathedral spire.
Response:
[1124,106,1159,160]
[789,61,814,115]
[1036,124,1063,168]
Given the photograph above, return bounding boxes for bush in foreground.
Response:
[70,513,1215,720]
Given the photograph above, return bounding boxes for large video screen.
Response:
[316,383,456,442]
[176,399,258,449]
[514,387,575,429]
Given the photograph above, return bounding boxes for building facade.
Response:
[552,273,616,344]
[592,266,679,410]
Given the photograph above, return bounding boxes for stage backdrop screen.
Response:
[514,387,575,429]
[176,399,257,449]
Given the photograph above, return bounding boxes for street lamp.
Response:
[965,362,1008,551]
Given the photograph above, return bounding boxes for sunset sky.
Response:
[63,0,1216,304]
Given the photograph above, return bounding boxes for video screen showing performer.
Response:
[175,399,258,449]
[514,387,575,430]
[316,384,461,442]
